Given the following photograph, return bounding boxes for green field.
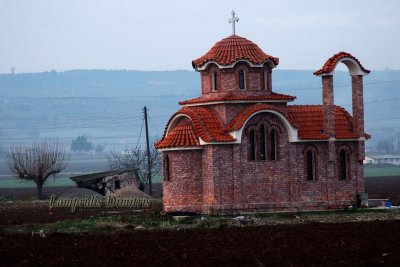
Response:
[0,174,162,189]
[0,177,75,188]
[364,165,400,177]
[1,165,398,189]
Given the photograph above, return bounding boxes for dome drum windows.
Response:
[262,68,268,90]
[208,65,220,92]
[239,70,246,90]
[247,123,279,162]
[235,64,249,90]
[212,71,218,91]
[262,65,272,92]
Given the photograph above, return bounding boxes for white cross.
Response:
[228,10,239,35]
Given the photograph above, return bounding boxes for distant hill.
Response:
[0,69,399,150]
[0,70,199,98]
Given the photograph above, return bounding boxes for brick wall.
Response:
[162,111,364,214]
[161,62,365,214]
[163,150,203,212]
[200,63,271,96]
[352,75,364,136]
[322,75,335,137]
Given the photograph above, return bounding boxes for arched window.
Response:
[269,129,278,160]
[239,70,245,90]
[212,72,218,91]
[248,128,257,161]
[258,124,267,160]
[263,68,268,90]
[247,124,280,162]
[305,148,316,181]
[338,148,350,180]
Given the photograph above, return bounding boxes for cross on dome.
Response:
[228,10,239,35]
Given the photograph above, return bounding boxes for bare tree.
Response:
[107,146,161,191]
[6,141,70,200]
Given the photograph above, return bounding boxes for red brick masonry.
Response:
[156,34,370,214]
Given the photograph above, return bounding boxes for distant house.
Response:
[370,155,400,166]
[70,170,137,196]
[364,156,375,165]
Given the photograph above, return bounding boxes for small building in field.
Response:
[155,12,370,213]
[70,170,136,196]
[371,155,400,166]
[363,156,375,165]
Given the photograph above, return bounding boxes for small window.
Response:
[259,125,267,160]
[269,129,278,160]
[338,149,349,180]
[164,155,171,181]
[263,68,268,90]
[248,129,257,161]
[212,72,218,91]
[306,150,316,181]
[239,70,245,90]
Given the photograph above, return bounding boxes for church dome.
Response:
[192,35,279,70]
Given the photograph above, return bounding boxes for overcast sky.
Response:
[1,0,399,73]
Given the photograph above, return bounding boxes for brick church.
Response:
[155,13,370,214]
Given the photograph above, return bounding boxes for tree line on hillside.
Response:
[70,135,105,154]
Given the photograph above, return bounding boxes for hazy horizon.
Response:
[2,68,400,76]
[1,0,399,73]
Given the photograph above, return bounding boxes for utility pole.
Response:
[397,133,400,154]
[392,136,396,155]
[143,106,152,195]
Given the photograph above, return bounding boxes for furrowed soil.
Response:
[1,200,400,267]
[1,177,400,266]
[1,220,400,266]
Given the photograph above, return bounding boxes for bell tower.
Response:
[314,52,370,139]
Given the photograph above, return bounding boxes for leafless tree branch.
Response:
[6,141,70,199]
[107,146,161,191]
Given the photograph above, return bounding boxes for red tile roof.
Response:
[192,35,279,69]
[179,92,295,106]
[225,103,287,131]
[156,107,235,149]
[314,52,370,76]
[156,103,365,149]
[287,105,359,139]
[227,104,362,140]
[155,120,200,149]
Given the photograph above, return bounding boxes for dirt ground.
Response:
[365,176,400,203]
[1,201,400,266]
[0,201,101,226]
[1,220,400,266]
[0,183,163,200]
[1,178,400,266]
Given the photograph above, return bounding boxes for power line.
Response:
[280,79,400,92]
[135,118,144,150]
[337,98,400,107]
[366,117,400,123]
